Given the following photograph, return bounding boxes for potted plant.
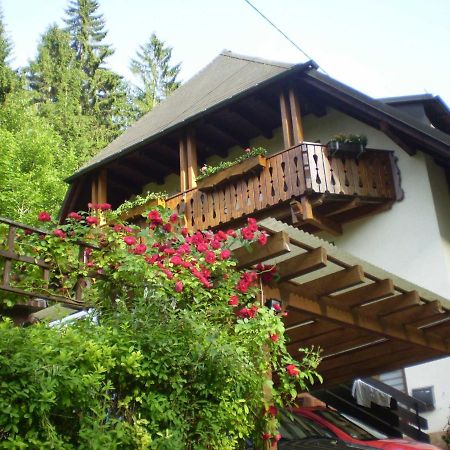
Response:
[326,134,368,159]
[196,147,267,191]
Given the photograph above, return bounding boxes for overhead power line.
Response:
[243,0,328,74]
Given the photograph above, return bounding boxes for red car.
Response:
[292,407,440,450]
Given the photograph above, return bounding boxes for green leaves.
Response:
[0,209,322,447]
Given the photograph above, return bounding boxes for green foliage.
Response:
[0,91,77,222]
[196,147,267,181]
[130,32,181,116]
[0,208,322,448]
[330,133,368,147]
[0,7,19,103]
[443,411,450,447]
[112,191,168,219]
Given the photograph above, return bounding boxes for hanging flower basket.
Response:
[196,155,266,192]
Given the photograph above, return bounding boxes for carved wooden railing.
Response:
[165,143,402,232]
[0,217,95,309]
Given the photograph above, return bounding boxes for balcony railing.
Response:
[164,143,402,232]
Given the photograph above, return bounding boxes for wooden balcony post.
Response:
[91,175,98,205]
[186,131,198,189]
[91,170,107,205]
[97,169,107,204]
[288,88,304,144]
[279,90,294,149]
[179,136,188,192]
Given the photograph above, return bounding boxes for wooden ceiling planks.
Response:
[250,218,450,383]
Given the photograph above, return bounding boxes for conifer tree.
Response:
[64,0,132,130]
[0,7,18,103]
[130,33,181,116]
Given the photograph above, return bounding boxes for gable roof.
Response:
[67,51,450,183]
[67,51,315,182]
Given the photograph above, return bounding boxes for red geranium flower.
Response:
[67,212,82,221]
[98,203,111,211]
[262,433,271,440]
[267,405,278,416]
[228,295,239,306]
[133,243,147,255]
[123,236,137,246]
[175,281,183,292]
[53,229,66,239]
[241,227,254,241]
[258,232,268,246]
[286,364,300,377]
[38,211,51,222]
[113,224,123,232]
[220,249,231,260]
[205,251,216,264]
[169,213,178,223]
[247,217,258,232]
[148,210,163,225]
[86,216,98,226]
[163,223,172,233]
[269,334,279,343]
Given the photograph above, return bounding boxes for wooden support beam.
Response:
[288,87,304,144]
[234,231,291,269]
[276,248,327,282]
[358,291,420,316]
[323,279,395,309]
[287,320,341,344]
[320,346,444,386]
[279,91,293,149]
[380,300,443,326]
[326,198,361,217]
[296,265,365,298]
[91,175,98,205]
[292,198,342,235]
[207,117,250,148]
[322,334,382,357]
[263,284,450,353]
[97,169,107,204]
[288,326,362,351]
[186,131,198,189]
[230,103,274,139]
[179,137,188,192]
[380,121,416,156]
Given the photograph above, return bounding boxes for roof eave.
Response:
[65,60,318,184]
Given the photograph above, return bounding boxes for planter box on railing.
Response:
[196,155,266,192]
[119,197,166,220]
[327,141,366,159]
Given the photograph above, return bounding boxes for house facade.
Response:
[60,51,450,439]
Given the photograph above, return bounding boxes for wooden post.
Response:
[288,88,304,144]
[179,136,188,192]
[186,131,198,189]
[97,169,107,204]
[279,91,293,149]
[91,175,98,205]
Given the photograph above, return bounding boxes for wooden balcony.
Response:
[158,143,403,235]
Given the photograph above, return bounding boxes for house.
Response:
[47,51,450,441]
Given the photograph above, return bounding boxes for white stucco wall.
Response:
[306,108,450,298]
[304,108,450,434]
[405,358,450,434]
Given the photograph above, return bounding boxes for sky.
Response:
[2,0,450,106]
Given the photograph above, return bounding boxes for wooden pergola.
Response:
[235,218,450,385]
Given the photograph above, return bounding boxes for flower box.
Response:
[119,197,166,220]
[196,155,266,191]
[327,141,366,159]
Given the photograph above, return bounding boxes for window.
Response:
[411,386,435,411]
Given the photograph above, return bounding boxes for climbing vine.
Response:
[0,205,321,449]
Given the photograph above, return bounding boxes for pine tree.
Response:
[0,7,18,103]
[64,0,134,146]
[27,25,96,161]
[130,33,181,116]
